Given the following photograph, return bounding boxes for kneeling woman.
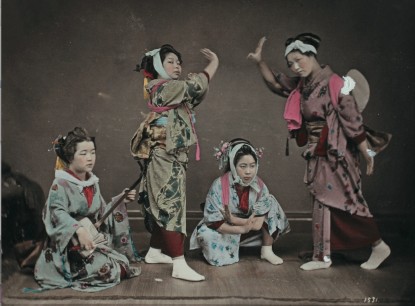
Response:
[190,139,290,266]
[34,127,140,292]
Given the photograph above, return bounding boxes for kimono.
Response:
[271,65,389,260]
[33,170,141,292]
[189,172,290,266]
[130,72,209,235]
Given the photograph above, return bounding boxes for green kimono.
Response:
[130,72,209,235]
[33,170,140,292]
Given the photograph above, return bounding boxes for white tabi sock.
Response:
[172,256,205,282]
[261,245,283,265]
[360,240,391,270]
[144,247,173,264]
[300,258,332,271]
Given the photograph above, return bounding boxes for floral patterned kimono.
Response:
[189,172,290,266]
[271,65,390,261]
[33,170,141,292]
[130,72,209,235]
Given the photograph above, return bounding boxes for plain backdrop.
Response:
[2,0,414,234]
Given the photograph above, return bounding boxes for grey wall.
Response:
[2,0,415,231]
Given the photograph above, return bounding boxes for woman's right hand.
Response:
[247,36,267,63]
[76,227,95,251]
[242,213,256,233]
[221,205,235,225]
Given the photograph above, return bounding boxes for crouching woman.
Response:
[190,139,290,266]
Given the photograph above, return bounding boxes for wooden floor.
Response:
[2,232,415,306]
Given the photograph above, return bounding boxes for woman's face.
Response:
[235,154,257,185]
[286,51,315,78]
[69,141,96,179]
[163,52,182,79]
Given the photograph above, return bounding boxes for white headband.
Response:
[229,143,259,187]
[145,48,172,80]
[284,40,317,57]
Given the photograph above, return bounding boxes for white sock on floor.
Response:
[261,245,283,265]
[172,256,205,282]
[300,260,332,271]
[144,247,173,264]
[360,240,391,270]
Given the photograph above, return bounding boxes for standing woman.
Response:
[34,127,140,292]
[131,44,219,281]
[247,34,391,270]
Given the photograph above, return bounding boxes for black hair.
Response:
[135,44,182,79]
[285,32,321,57]
[54,127,95,164]
[224,138,258,173]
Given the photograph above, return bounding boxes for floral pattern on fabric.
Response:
[133,73,210,234]
[34,170,141,292]
[190,173,290,266]
[277,66,373,217]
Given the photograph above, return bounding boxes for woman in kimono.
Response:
[130,44,219,281]
[247,34,391,270]
[34,127,141,292]
[190,138,290,267]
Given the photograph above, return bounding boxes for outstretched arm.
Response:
[247,37,283,92]
[201,48,219,80]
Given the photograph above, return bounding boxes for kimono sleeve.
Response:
[203,178,226,223]
[337,94,366,144]
[252,183,272,216]
[264,71,299,98]
[152,73,209,109]
[43,180,81,253]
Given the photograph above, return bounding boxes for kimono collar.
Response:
[303,65,333,88]
[283,65,334,131]
[55,169,99,192]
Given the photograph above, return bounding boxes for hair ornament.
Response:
[142,70,154,79]
[213,140,264,170]
[213,141,231,170]
[50,135,68,170]
[255,147,265,158]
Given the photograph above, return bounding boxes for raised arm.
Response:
[201,48,219,80]
[247,37,283,92]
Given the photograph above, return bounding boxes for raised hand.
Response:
[247,36,267,63]
[201,48,219,80]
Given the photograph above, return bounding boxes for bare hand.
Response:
[200,48,218,63]
[122,188,137,204]
[242,213,256,233]
[76,227,95,251]
[247,36,267,63]
[220,205,234,224]
[365,155,374,176]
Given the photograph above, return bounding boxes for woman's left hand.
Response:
[364,155,374,176]
[122,189,137,204]
[201,48,219,80]
[358,140,375,176]
[200,48,218,63]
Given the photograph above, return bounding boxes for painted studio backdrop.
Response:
[2,0,415,235]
